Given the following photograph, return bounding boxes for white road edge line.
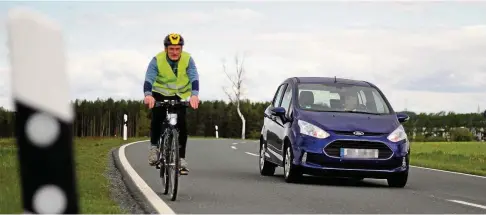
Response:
[245,152,258,156]
[119,140,176,214]
[447,199,486,210]
[231,146,237,150]
[411,165,486,179]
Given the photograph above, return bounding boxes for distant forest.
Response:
[0,98,485,142]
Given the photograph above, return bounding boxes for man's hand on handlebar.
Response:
[144,95,155,109]
[190,95,199,109]
[144,95,199,109]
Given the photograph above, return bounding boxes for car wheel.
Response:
[387,170,408,188]
[387,155,409,188]
[283,144,302,183]
[259,141,276,176]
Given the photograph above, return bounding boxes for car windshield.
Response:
[296,83,392,115]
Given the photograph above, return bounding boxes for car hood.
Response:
[297,110,399,134]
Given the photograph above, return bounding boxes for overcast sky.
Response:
[1,1,485,113]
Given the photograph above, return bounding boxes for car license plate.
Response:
[340,148,379,159]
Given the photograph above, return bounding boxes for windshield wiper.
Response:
[342,110,384,115]
[304,109,385,115]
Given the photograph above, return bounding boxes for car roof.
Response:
[286,76,373,87]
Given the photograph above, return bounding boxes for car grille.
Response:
[306,153,402,170]
[323,140,393,159]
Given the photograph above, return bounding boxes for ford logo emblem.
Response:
[353,131,364,136]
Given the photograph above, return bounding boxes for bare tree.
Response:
[222,53,246,139]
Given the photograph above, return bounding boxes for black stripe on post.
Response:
[15,102,78,214]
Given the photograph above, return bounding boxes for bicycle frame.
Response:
[154,99,189,201]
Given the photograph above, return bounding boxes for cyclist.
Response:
[143,33,200,174]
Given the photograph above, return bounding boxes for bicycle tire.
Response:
[168,128,179,201]
[159,131,170,195]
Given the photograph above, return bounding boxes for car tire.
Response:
[259,141,276,176]
[387,154,409,188]
[283,144,302,183]
[387,170,408,188]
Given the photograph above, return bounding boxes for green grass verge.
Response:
[0,137,147,214]
[410,141,486,176]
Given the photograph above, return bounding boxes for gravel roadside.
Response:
[105,147,149,214]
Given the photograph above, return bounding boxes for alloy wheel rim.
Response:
[260,143,265,170]
[285,147,290,177]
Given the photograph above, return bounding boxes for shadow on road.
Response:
[271,174,388,188]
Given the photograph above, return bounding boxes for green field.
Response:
[410,141,486,176]
[1,138,485,213]
[0,137,146,214]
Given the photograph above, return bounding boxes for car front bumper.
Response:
[293,135,409,178]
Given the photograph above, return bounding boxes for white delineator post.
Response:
[123,114,127,140]
[7,7,78,214]
[215,125,219,138]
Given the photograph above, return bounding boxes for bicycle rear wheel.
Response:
[159,133,169,195]
[168,128,179,201]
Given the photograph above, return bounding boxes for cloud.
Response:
[74,7,264,28]
[66,49,152,100]
[0,67,12,109]
[225,26,486,113]
[247,27,486,89]
[1,3,486,113]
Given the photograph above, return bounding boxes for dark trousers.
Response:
[150,92,188,158]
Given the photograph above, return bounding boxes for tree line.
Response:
[0,98,485,141]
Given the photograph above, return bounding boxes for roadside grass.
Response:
[410,141,486,176]
[0,137,147,214]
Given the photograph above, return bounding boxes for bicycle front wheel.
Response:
[160,133,169,195]
[168,128,179,201]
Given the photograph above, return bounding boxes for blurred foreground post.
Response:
[7,7,79,213]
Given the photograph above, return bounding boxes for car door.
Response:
[273,83,293,157]
[264,83,287,164]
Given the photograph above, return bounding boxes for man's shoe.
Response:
[180,158,189,175]
[148,146,159,166]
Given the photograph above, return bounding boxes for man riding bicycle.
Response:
[143,33,200,174]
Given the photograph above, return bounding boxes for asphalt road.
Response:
[124,138,486,214]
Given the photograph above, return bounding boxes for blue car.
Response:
[259,77,410,187]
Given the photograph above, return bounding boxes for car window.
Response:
[372,91,387,113]
[272,84,287,107]
[358,90,366,105]
[296,83,391,114]
[297,89,333,109]
[280,84,292,113]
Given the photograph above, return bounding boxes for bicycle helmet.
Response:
[164,33,184,47]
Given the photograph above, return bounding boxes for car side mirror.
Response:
[271,107,286,116]
[397,112,409,123]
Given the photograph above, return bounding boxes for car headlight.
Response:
[298,120,330,139]
[387,125,407,142]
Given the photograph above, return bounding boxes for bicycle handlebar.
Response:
[154,100,191,108]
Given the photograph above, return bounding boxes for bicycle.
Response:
[153,99,189,201]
